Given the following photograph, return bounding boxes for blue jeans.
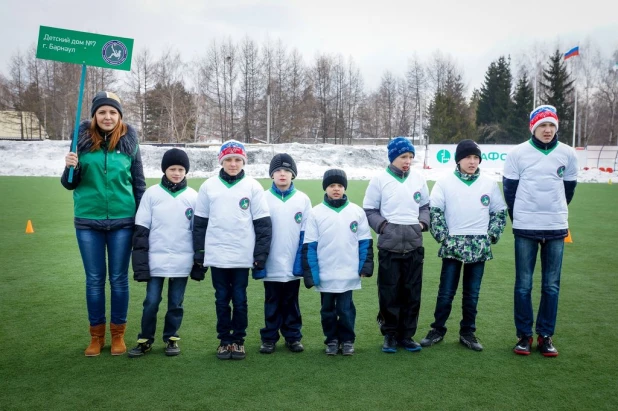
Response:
[138,277,188,344]
[514,236,564,337]
[320,291,356,344]
[211,267,249,344]
[76,228,132,326]
[260,280,302,344]
[430,259,485,335]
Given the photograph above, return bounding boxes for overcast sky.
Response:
[1,0,617,92]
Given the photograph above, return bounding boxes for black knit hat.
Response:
[322,169,348,191]
[455,139,482,164]
[161,148,190,173]
[269,153,297,179]
[91,91,123,118]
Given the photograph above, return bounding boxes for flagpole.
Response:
[572,85,577,147]
[564,45,579,147]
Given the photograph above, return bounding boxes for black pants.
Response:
[377,248,424,339]
[260,280,302,343]
[320,291,356,344]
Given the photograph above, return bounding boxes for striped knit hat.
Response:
[218,140,247,165]
[530,105,559,134]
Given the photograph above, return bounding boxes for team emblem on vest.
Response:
[239,197,250,210]
[294,212,303,224]
[480,194,490,206]
[185,208,194,220]
[557,166,565,177]
[413,191,422,203]
[349,221,358,233]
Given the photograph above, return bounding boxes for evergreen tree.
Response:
[508,71,534,143]
[540,50,575,144]
[427,70,475,143]
[476,56,513,143]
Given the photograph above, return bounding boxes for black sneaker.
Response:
[127,339,152,358]
[285,341,304,353]
[459,333,483,351]
[513,336,533,355]
[217,343,232,360]
[341,341,355,356]
[420,329,444,347]
[259,341,276,354]
[537,335,558,357]
[231,342,246,360]
[325,340,339,356]
[382,335,397,353]
[165,337,181,356]
[398,338,422,352]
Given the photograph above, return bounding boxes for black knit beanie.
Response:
[91,91,123,118]
[269,153,297,179]
[455,139,482,164]
[322,169,348,191]
[161,148,190,173]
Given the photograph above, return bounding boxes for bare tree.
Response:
[312,53,334,143]
[125,48,154,140]
[238,36,260,143]
[406,55,427,138]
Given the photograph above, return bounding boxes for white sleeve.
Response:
[429,180,445,210]
[300,195,312,231]
[362,176,381,209]
[419,177,430,207]
[134,189,152,229]
[564,148,579,181]
[503,147,520,180]
[303,208,318,243]
[489,181,507,213]
[251,181,270,220]
[194,181,210,218]
[356,208,372,241]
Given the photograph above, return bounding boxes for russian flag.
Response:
[564,46,580,60]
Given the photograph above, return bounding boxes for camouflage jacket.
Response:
[430,168,507,263]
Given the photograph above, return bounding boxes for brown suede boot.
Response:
[85,324,106,357]
[110,323,127,355]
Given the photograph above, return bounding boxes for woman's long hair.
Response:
[89,118,128,152]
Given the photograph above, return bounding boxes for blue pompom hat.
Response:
[387,137,415,163]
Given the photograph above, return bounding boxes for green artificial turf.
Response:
[0,177,616,410]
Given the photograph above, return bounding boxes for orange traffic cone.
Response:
[564,229,573,243]
[25,220,34,234]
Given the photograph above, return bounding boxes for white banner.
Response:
[426,144,517,169]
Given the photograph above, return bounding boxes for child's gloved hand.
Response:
[303,275,314,289]
[190,263,207,281]
[133,270,151,282]
[252,268,266,280]
[253,260,265,270]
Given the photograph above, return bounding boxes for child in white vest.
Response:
[363,137,430,353]
[420,140,506,352]
[259,154,312,354]
[128,148,199,358]
[302,169,374,356]
[193,140,272,360]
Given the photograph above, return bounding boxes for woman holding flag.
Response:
[61,91,146,357]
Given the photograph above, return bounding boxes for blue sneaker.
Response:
[382,335,397,353]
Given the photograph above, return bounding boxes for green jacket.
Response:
[61,121,146,228]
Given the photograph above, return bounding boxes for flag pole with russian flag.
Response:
[564,45,580,147]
